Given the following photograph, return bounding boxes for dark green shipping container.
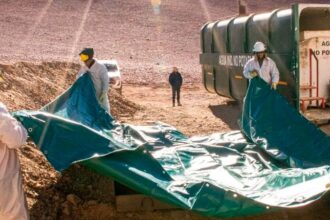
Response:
[200,3,330,109]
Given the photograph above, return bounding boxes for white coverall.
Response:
[77,59,110,113]
[243,56,279,85]
[0,102,29,220]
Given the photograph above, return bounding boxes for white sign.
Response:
[312,40,330,56]
[219,55,253,67]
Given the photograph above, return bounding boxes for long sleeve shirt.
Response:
[77,59,109,99]
[0,103,27,179]
[0,102,29,220]
[243,56,279,84]
[169,72,183,89]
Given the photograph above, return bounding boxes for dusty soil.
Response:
[0,0,325,84]
[0,0,330,219]
[122,83,241,135]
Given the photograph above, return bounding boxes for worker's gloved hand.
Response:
[99,92,108,102]
[250,70,258,78]
[271,82,277,90]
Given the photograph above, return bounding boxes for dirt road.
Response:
[122,84,241,136]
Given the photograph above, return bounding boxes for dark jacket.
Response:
[169,72,183,89]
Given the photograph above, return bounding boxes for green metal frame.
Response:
[292,4,300,110]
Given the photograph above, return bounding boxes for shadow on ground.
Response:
[208,101,242,130]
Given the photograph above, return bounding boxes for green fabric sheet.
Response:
[13,73,330,218]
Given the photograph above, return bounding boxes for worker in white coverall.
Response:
[0,102,29,220]
[77,48,110,113]
[243,41,279,89]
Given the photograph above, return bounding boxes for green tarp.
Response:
[13,73,330,218]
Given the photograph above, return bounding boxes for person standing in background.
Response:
[169,67,183,107]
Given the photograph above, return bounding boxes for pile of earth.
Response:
[0,62,142,219]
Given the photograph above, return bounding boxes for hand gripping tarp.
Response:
[13,74,330,218]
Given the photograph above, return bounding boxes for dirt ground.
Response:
[122,83,240,135]
[1,0,330,219]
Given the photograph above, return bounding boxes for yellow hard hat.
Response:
[79,48,94,62]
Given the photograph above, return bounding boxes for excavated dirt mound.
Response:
[0,62,140,117]
[0,62,141,219]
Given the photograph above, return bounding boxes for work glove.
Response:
[250,70,258,78]
[271,82,277,90]
[99,92,108,102]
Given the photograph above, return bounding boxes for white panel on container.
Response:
[299,34,330,107]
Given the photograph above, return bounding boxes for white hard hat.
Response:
[253,41,266,52]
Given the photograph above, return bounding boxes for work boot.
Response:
[178,102,182,106]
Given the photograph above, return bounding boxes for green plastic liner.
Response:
[13,73,330,218]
